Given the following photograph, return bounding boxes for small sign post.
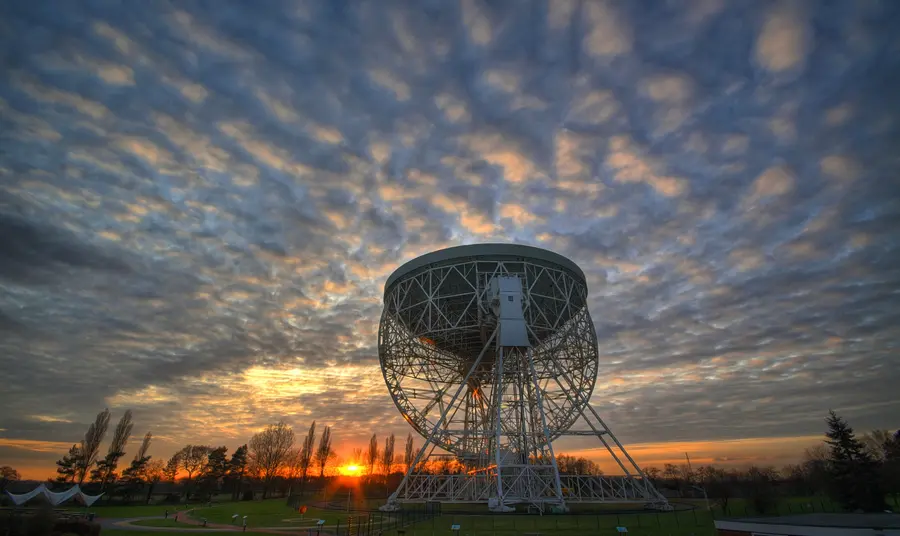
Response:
[451,523,461,534]
[616,527,628,533]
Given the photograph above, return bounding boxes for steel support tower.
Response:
[377,244,669,512]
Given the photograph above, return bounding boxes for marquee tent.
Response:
[5,484,103,507]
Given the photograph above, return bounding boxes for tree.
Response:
[93,410,134,491]
[825,410,886,512]
[556,455,602,476]
[121,432,154,487]
[800,443,831,495]
[56,444,81,483]
[178,444,211,499]
[861,430,893,461]
[696,466,736,512]
[300,422,316,488]
[249,422,295,498]
[144,459,165,504]
[314,426,334,478]
[76,408,111,485]
[883,430,900,498]
[284,448,304,497]
[227,445,249,500]
[404,433,415,474]
[163,453,180,483]
[744,466,778,514]
[642,466,662,484]
[366,434,379,478]
[200,446,228,499]
[135,431,152,461]
[0,466,20,493]
[663,463,682,490]
[382,433,395,477]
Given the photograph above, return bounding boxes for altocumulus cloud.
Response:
[0,0,899,473]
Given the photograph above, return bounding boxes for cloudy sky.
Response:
[1,0,898,479]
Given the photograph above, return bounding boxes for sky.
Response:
[1,0,898,480]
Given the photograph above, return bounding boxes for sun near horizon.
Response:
[339,464,363,477]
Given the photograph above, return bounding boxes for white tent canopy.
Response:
[5,484,103,507]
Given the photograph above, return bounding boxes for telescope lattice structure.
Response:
[378,244,669,513]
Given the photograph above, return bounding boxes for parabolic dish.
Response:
[379,243,600,456]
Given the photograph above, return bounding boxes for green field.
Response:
[103,532,272,536]
[59,493,892,535]
[375,509,717,536]
[129,518,214,528]
[191,499,380,528]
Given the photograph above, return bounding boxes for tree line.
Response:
[43,411,343,503]
[639,411,900,513]
[5,408,895,510]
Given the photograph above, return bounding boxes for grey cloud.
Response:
[0,0,899,474]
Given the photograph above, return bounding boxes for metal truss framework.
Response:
[378,256,670,512]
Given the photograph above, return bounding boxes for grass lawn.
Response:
[63,503,195,519]
[377,512,718,536]
[63,493,892,535]
[129,518,214,528]
[191,499,381,528]
[103,531,271,536]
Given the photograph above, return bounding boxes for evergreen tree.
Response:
[883,430,900,498]
[122,432,153,485]
[200,446,229,498]
[227,445,249,500]
[825,410,887,511]
[56,444,81,483]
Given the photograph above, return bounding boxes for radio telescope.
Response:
[378,244,669,512]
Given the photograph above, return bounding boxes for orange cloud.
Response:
[563,435,823,474]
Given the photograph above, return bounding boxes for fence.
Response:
[292,494,900,535]
[301,508,435,535]
[319,495,899,535]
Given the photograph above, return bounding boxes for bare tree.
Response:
[300,421,316,486]
[381,434,395,477]
[178,444,210,499]
[284,448,304,497]
[351,448,364,467]
[404,433,415,474]
[76,408,111,485]
[249,421,295,498]
[861,430,893,461]
[144,459,165,504]
[314,426,334,478]
[94,410,134,491]
[366,434,379,477]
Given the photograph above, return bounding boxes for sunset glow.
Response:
[340,465,363,477]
